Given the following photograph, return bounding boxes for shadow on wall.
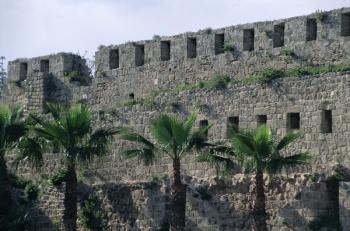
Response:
[185,175,253,231]
[45,74,73,107]
[29,207,61,231]
[78,181,169,231]
[276,176,346,230]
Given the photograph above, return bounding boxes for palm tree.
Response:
[0,105,28,229]
[120,113,210,231]
[19,104,121,231]
[199,125,310,231]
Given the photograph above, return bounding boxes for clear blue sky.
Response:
[0,0,349,65]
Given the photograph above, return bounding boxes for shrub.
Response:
[79,194,106,231]
[204,27,212,34]
[9,174,30,189]
[51,168,68,187]
[281,48,295,57]
[65,71,83,82]
[315,10,327,23]
[259,68,285,83]
[24,183,39,201]
[193,185,212,200]
[152,34,161,40]
[308,214,341,231]
[286,66,311,77]
[310,173,320,183]
[174,82,198,92]
[207,75,231,89]
[223,43,234,53]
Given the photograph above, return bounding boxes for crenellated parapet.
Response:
[4,7,350,231]
[5,53,92,112]
[96,8,350,71]
[93,7,350,107]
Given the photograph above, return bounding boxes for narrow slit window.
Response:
[321,110,332,133]
[306,18,317,41]
[243,29,255,51]
[227,116,239,137]
[287,113,300,130]
[40,59,49,73]
[215,33,224,55]
[19,62,28,81]
[109,49,119,69]
[256,115,267,127]
[187,37,197,58]
[199,120,209,139]
[135,44,145,66]
[273,23,285,48]
[341,12,350,37]
[160,41,170,61]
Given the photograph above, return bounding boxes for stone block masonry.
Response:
[4,7,350,231]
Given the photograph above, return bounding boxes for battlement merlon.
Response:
[7,53,91,82]
[7,8,350,80]
[95,7,350,74]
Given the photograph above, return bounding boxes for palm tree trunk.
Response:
[63,161,77,231]
[253,169,268,231]
[0,154,11,229]
[170,158,186,231]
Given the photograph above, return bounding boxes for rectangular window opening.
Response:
[160,41,171,61]
[243,29,255,51]
[321,110,332,133]
[341,12,350,37]
[40,59,49,73]
[187,37,197,58]
[215,33,224,55]
[19,62,28,81]
[287,113,300,130]
[273,23,285,48]
[135,44,145,66]
[227,116,239,137]
[199,120,209,139]
[306,18,317,41]
[256,115,267,127]
[109,49,119,69]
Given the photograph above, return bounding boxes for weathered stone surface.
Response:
[3,7,350,231]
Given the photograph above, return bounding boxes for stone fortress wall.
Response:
[4,7,350,230]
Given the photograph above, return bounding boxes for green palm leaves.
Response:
[120,113,210,162]
[199,125,311,175]
[0,105,26,153]
[19,103,121,165]
[233,125,311,174]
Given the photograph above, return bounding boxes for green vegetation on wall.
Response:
[79,193,106,231]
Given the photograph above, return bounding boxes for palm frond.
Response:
[265,152,311,174]
[78,127,122,161]
[45,103,65,120]
[183,113,197,140]
[186,124,213,152]
[119,131,157,164]
[226,124,239,140]
[232,131,256,157]
[197,152,236,174]
[64,104,91,140]
[5,123,27,148]
[150,114,174,148]
[254,125,275,159]
[121,148,156,165]
[151,113,191,157]
[16,137,44,169]
[119,132,154,149]
[276,131,301,151]
[235,152,257,173]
